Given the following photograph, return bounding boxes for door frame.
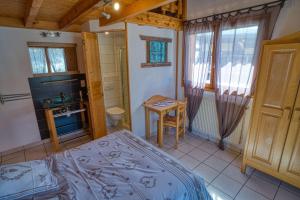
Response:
[94,24,132,131]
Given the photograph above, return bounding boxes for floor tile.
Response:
[1,146,24,157]
[232,155,242,168]
[25,145,47,161]
[43,142,56,156]
[207,185,233,200]
[204,155,230,172]
[179,154,201,170]
[1,154,25,164]
[236,186,269,200]
[177,143,196,154]
[275,188,300,200]
[184,136,205,147]
[63,138,86,149]
[214,149,239,163]
[253,170,281,186]
[193,163,219,183]
[2,150,25,161]
[211,174,243,198]
[246,175,278,199]
[222,165,250,184]
[188,148,210,162]
[280,182,300,197]
[198,141,219,154]
[167,149,185,159]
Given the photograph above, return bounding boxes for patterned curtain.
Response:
[183,20,214,132]
[215,5,281,150]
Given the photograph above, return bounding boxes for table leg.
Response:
[158,113,164,147]
[145,107,150,140]
[45,110,60,152]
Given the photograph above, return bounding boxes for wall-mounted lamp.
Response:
[40,31,61,38]
[104,31,110,35]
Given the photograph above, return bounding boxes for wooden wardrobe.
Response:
[242,32,300,189]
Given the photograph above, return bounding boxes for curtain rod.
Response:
[185,0,285,23]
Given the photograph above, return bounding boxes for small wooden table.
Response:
[144,95,179,147]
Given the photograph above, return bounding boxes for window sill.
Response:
[204,87,215,92]
[32,71,80,77]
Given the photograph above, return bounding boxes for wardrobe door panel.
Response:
[280,86,300,188]
[246,44,300,171]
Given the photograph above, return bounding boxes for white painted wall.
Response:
[272,0,300,38]
[127,23,176,137]
[0,27,83,152]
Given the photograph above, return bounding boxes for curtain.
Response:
[183,20,214,132]
[48,48,67,73]
[215,5,281,150]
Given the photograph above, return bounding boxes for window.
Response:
[140,35,172,67]
[28,43,78,75]
[186,25,259,90]
[29,48,48,74]
[47,48,67,73]
[149,41,167,63]
[193,32,213,88]
[219,26,258,92]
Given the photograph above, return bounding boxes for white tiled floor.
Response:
[1,131,300,200]
[0,134,92,165]
[147,132,300,200]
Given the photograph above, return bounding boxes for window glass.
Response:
[190,32,213,87]
[219,25,258,92]
[47,48,67,73]
[149,41,166,63]
[28,48,48,74]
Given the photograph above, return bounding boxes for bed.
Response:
[0,130,212,200]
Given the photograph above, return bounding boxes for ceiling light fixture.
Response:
[113,1,120,11]
[105,31,109,35]
[101,12,111,19]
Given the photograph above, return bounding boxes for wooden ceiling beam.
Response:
[0,16,81,32]
[59,0,103,29]
[126,12,182,30]
[24,0,44,27]
[99,0,177,26]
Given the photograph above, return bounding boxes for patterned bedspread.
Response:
[48,130,212,200]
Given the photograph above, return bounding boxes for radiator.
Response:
[192,91,253,151]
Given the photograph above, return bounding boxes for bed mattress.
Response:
[46,130,212,200]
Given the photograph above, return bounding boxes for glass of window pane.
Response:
[219,25,258,93]
[192,32,213,86]
[47,48,67,73]
[29,48,48,74]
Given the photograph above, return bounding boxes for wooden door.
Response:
[246,43,300,172]
[82,32,107,139]
[279,84,300,188]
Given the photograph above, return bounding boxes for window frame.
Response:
[27,42,78,76]
[140,35,172,67]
